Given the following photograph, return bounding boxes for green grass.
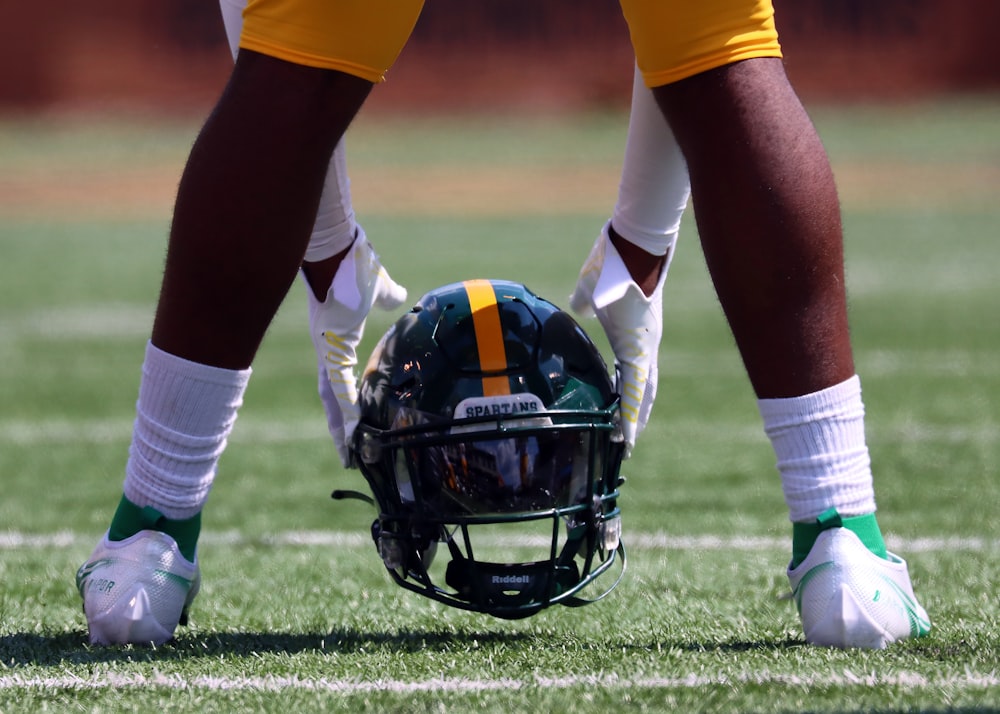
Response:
[1,97,999,712]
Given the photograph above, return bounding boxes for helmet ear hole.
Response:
[351,280,625,618]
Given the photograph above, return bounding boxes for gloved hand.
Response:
[306,229,407,466]
[570,222,666,459]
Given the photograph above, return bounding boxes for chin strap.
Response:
[440,520,627,618]
[331,489,375,506]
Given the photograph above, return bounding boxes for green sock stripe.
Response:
[791,510,887,568]
[841,512,887,560]
[107,495,201,562]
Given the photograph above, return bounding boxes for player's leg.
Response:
[77,0,423,645]
[220,0,365,293]
[654,58,853,399]
[219,0,407,467]
[153,50,373,368]
[619,0,929,647]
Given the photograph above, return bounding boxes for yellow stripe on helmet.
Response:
[463,279,511,397]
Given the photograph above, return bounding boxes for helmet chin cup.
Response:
[444,558,580,619]
[350,280,627,618]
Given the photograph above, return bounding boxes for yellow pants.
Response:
[239,0,425,82]
[239,0,781,87]
[620,0,782,87]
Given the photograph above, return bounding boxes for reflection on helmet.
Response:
[349,279,626,619]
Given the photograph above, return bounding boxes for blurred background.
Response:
[2,0,999,116]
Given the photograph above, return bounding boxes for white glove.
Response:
[570,223,666,458]
[307,229,407,466]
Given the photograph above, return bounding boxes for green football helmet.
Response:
[348,279,626,619]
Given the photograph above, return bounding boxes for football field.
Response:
[1,98,998,712]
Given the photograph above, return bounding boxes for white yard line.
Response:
[0,529,994,553]
[0,670,997,694]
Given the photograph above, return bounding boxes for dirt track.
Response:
[2,156,996,221]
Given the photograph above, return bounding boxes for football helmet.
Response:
[347,279,626,619]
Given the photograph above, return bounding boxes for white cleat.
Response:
[76,530,200,645]
[788,528,931,649]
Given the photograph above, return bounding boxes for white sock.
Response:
[757,375,877,523]
[123,341,251,520]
